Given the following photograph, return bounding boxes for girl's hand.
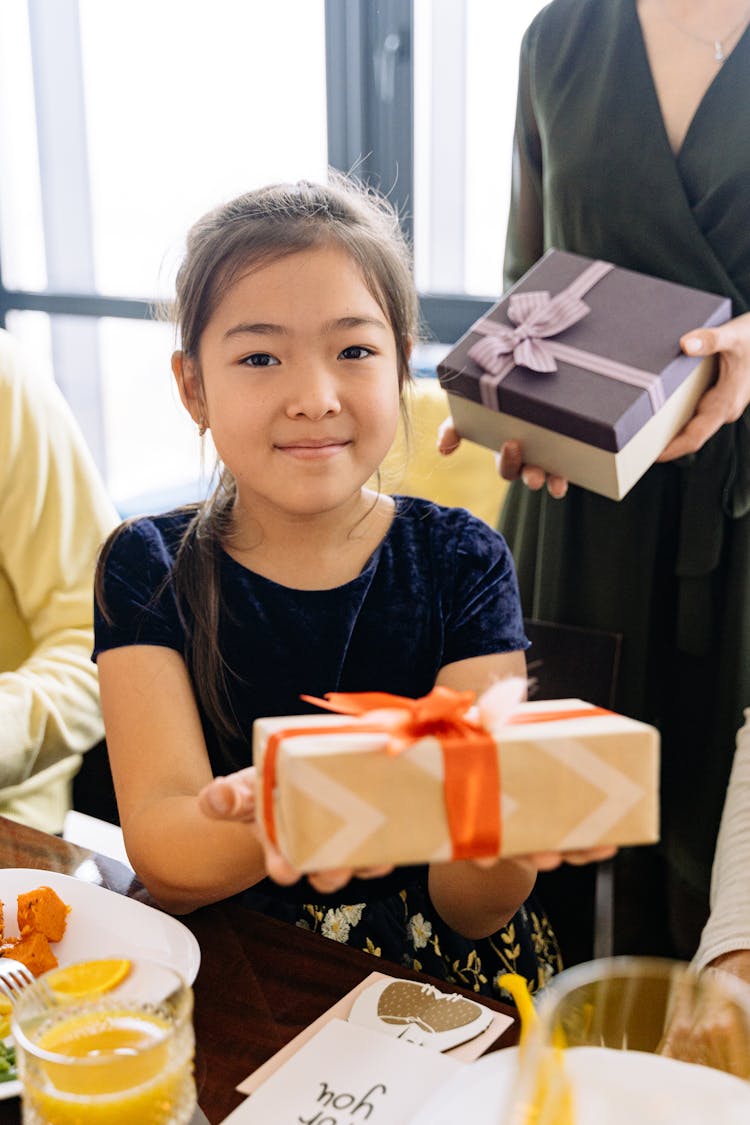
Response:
[471,845,617,871]
[658,312,750,461]
[197,768,393,894]
[524,844,617,871]
[437,418,568,499]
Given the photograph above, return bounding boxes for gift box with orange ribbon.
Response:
[437,249,730,500]
[254,684,659,872]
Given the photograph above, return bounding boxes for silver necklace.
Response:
[658,1,750,61]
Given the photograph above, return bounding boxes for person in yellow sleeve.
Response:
[0,327,118,832]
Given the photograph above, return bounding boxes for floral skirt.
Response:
[242,877,562,1002]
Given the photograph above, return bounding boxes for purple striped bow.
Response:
[467,259,666,413]
[470,289,591,374]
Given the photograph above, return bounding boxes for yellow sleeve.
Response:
[0,329,119,794]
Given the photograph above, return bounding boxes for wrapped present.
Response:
[437,249,731,500]
[254,686,659,872]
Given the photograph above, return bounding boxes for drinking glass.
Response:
[505,957,750,1125]
[11,957,196,1125]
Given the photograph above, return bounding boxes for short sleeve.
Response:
[93,518,186,658]
[441,512,529,667]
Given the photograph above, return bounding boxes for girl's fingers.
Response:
[520,846,617,872]
[528,851,566,871]
[562,845,617,865]
[307,868,356,894]
[198,773,256,822]
[355,864,394,880]
[264,845,304,886]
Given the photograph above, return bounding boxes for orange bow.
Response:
[262,687,502,862]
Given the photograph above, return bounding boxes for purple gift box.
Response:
[437,250,731,500]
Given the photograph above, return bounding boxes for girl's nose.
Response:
[285,367,342,420]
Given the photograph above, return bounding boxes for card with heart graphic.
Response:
[347,978,494,1052]
[236,972,512,1096]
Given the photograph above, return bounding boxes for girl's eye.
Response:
[339,345,374,361]
[242,352,280,367]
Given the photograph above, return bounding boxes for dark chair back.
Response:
[523,618,623,966]
[524,618,622,710]
[71,739,120,826]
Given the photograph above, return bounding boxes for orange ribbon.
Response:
[261,689,614,865]
[262,687,501,862]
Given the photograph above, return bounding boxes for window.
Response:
[414,0,549,297]
[0,0,544,508]
[0,0,327,506]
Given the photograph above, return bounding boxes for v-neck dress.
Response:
[95,496,562,998]
[500,0,750,956]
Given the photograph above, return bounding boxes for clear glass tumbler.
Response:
[505,956,750,1125]
[11,957,196,1125]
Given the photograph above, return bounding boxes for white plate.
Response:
[408,1045,750,1125]
[408,1046,519,1124]
[0,868,201,1099]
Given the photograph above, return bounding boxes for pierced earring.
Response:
[198,417,208,437]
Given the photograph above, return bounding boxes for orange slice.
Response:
[46,959,132,1000]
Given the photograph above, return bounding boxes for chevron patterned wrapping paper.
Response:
[253,699,660,873]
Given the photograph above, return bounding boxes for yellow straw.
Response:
[499,973,538,1046]
[499,973,575,1125]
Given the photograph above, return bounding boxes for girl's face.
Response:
[174,244,404,525]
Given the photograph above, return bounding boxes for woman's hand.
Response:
[660,954,750,1076]
[658,312,750,461]
[437,418,568,499]
[197,768,393,894]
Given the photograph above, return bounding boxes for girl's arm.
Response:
[98,644,267,914]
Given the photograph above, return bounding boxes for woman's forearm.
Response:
[123,796,268,914]
[694,711,750,972]
[428,857,537,940]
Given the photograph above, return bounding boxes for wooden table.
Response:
[0,816,518,1123]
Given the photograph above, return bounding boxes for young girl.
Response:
[94,175,564,999]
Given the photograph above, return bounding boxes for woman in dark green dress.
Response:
[443,0,750,958]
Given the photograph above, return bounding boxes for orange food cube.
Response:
[3,932,59,977]
[17,886,70,943]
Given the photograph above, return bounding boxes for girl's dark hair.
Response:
[97,173,418,761]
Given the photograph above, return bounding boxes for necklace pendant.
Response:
[714,39,726,61]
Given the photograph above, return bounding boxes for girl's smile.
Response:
[273,437,353,460]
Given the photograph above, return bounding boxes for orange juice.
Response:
[21,1006,195,1124]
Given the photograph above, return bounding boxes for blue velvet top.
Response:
[94,495,528,903]
[95,495,527,754]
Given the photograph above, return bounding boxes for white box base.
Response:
[446,355,715,500]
